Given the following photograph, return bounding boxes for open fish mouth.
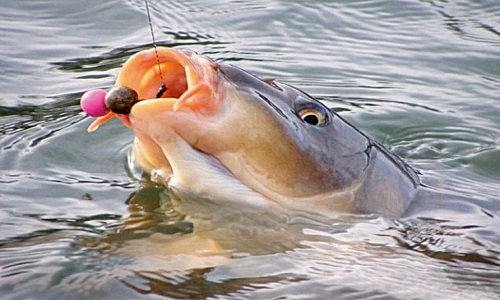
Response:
[88,47,221,132]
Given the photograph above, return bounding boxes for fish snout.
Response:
[85,47,222,132]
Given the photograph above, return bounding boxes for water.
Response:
[1,0,499,299]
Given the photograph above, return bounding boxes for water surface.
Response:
[1,0,499,299]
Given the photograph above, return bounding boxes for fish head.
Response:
[90,48,396,214]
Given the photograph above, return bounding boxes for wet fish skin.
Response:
[89,48,420,217]
[215,63,420,216]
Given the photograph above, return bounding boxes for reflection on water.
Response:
[1,0,499,299]
[2,181,499,299]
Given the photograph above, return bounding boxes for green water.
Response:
[1,0,499,299]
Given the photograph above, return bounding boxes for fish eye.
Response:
[294,96,329,126]
[298,108,327,126]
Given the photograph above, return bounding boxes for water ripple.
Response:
[1,0,499,299]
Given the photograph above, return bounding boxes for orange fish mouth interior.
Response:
[87,47,217,132]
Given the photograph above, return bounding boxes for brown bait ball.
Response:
[105,86,139,115]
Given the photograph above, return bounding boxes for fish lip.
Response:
[87,47,219,132]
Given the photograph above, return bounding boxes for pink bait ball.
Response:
[80,89,109,117]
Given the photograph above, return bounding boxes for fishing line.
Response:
[144,0,167,98]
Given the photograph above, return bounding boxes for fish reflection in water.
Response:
[47,177,494,299]
[69,184,312,298]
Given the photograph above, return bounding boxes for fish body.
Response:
[87,48,420,217]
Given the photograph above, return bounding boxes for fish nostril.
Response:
[105,86,139,115]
